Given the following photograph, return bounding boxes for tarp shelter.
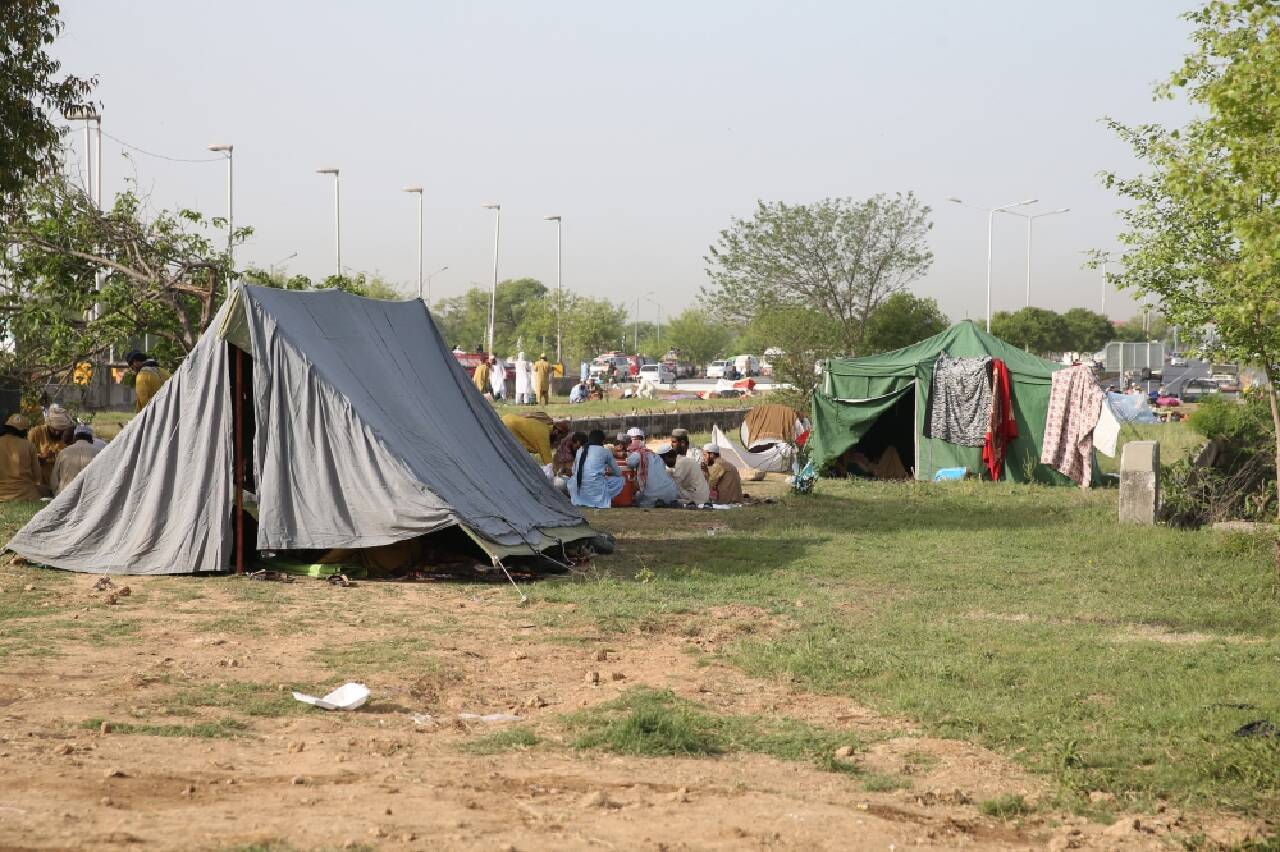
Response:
[809,321,1099,484]
[7,286,592,575]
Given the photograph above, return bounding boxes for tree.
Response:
[862,292,948,354]
[1,1,94,213]
[1061,307,1115,353]
[702,194,933,354]
[737,305,844,393]
[0,176,246,384]
[1101,0,1280,517]
[563,295,628,361]
[989,307,1070,355]
[663,308,733,367]
[432,278,549,355]
[1111,313,1167,344]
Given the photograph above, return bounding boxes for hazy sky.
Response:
[55,1,1197,323]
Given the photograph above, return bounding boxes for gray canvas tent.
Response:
[7,286,592,575]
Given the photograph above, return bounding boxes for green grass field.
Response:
[535,478,1279,817]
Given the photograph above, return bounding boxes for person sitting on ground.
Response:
[28,404,74,486]
[670,428,690,456]
[569,429,626,508]
[553,431,588,486]
[625,426,647,453]
[569,380,589,404]
[703,443,743,504]
[628,442,680,508]
[126,351,171,411]
[500,413,555,464]
[586,378,605,401]
[849,445,910,480]
[661,443,709,505]
[51,425,102,496]
[0,415,42,502]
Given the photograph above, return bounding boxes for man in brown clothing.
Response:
[702,443,743,504]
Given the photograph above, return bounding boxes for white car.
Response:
[1169,356,1187,367]
[639,363,676,385]
[706,360,729,379]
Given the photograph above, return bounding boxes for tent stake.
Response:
[234,345,244,576]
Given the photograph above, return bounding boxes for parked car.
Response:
[639,363,676,385]
[1182,378,1219,402]
[589,352,631,381]
[706,360,729,379]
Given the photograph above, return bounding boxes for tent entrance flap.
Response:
[806,384,915,473]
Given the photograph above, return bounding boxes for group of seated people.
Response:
[568,377,606,404]
[0,405,103,502]
[563,426,742,509]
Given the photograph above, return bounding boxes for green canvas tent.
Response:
[809,320,1099,484]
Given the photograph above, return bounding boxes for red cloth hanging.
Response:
[982,359,1018,480]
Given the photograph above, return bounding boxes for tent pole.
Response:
[234,345,245,576]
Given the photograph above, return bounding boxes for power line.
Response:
[99,130,223,164]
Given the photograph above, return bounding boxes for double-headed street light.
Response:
[999,207,1070,307]
[209,144,234,292]
[403,186,424,300]
[316,168,341,278]
[543,215,563,364]
[482,203,501,354]
[948,196,1038,331]
[426,266,448,305]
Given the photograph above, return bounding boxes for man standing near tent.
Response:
[51,426,101,495]
[703,443,743,503]
[489,356,506,401]
[533,353,552,405]
[473,356,491,396]
[0,415,42,502]
[126,352,170,411]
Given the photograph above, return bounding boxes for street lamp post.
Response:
[482,203,501,354]
[543,215,563,364]
[634,290,655,352]
[645,297,663,343]
[999,207,1069,307]
[209,144,234,292]
[316,168,341,278]
[948,196,1038,331]
[403,186,424,299]
[426,265,448,305]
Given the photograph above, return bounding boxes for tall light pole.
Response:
[209,144,234,293]
[999,207,1069,307]
[426,265,448,305]
[634,290,655,352]
[543,215,563,364]
[482,203,501,354]
[403,186,424,299]
[645,296,663,343]
[316,168,341,277]
[948,196,1038,331]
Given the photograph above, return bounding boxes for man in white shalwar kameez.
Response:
[514,352,532,405]
[489,357,506,400]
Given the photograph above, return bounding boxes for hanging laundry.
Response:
[925,354,993,447]
[1041,365,1105,487]
[981,358,1018,480]
[1093,396,1122,458]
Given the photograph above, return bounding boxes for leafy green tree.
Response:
[1101,0,1280,515]
[563,295,629,361]
[0,1,94,213]
[0,176,246,384]
[663,308,733,367]
[432,278,549,355]
[989,307,1070,355]
[862,292,948,354]
[737,305,844,393]
[1111,313,1167,344]
[702,194,933,353]
[1061,307,1115,353]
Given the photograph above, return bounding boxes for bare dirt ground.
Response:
[0,564,1263,851]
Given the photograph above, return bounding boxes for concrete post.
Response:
[1119,440,1160,525]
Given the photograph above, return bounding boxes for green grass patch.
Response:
[566,688,861,772]
[979,794,1033,819]
[539,479,1280,816]
[82,717,248,738]
[311,638,450,675]
[461,726,541,755]
[162,681,314,718]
